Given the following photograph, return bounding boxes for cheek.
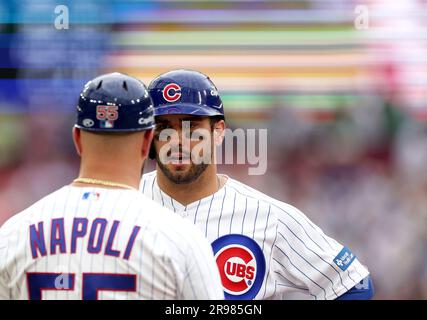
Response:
[190,136,213,154]
[154,139,167,151]
[189,140,201,153]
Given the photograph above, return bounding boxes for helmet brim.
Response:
[154,104,223,118]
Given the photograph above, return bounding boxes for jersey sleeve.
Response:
[270,203,370,300]
[0,232,10,300]
[175,223,224,300]
[0,275,8,300]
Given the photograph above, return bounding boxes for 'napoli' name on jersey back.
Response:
[29,217,140,260]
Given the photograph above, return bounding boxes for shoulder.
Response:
[0,201,42,265]
[0,230,7,253]
[142,170,157,178]
[140,170,157,183]
[225,177,311,223]
[138,198,211,260]
[0,186,70,235]
[129,190,204,240]
[225,177,329,243]
[0,199,44,236]
[155,205,205,240]
[0,232,6,271]
[139,170,157,192]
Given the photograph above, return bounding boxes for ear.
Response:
[141,128,154,159]
[72,127,82,157]
[213,119,226,146]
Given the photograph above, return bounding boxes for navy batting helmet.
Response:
[75,72,155,132]
[148,69,224,118]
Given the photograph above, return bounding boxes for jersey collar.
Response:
[154,174,230,213]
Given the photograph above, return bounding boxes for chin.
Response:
[169,173,195,185]
[158,157,209,185]
[167,163,191,172]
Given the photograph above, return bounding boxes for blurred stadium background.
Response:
[0,0,426,299]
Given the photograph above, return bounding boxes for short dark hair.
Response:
[209,116,225,129]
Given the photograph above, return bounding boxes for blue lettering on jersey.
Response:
[50,218,66,254]
[105,220,121,257]
[28,218,141,261]
[30,222,47,258]
[334,246,356,271]
[88,218,108,254]
[123,226,140,260]
[71,218,88,253]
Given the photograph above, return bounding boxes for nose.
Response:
[169,130,181,147]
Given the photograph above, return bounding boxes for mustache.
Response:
[166,148,191,158]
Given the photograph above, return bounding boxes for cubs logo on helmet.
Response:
[162,83,181,102]
[211,234,266,300]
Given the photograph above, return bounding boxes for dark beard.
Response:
[155,141,214,184]
[154,130,215,184]
[156,157,209,184]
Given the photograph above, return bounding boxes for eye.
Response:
[155,124,169,131]
[154,124,171,139]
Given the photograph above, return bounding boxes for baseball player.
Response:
[140,69,374,300]
[0,72,224,300]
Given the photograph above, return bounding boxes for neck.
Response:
[73,160,142,190]
[156,165,220,206]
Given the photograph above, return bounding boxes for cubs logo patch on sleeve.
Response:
[211,234,266,300]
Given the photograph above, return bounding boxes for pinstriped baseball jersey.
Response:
[140,171,370,300]
[0,186,224,300]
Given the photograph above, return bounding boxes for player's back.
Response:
[0,186,223,300]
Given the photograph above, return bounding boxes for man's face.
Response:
[153,114,215,184]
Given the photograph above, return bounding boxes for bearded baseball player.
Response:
[140,69,374,300]
[0,72,224,300]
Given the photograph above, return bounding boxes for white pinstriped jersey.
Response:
[0,186,224,300]
[140,171,370,300]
